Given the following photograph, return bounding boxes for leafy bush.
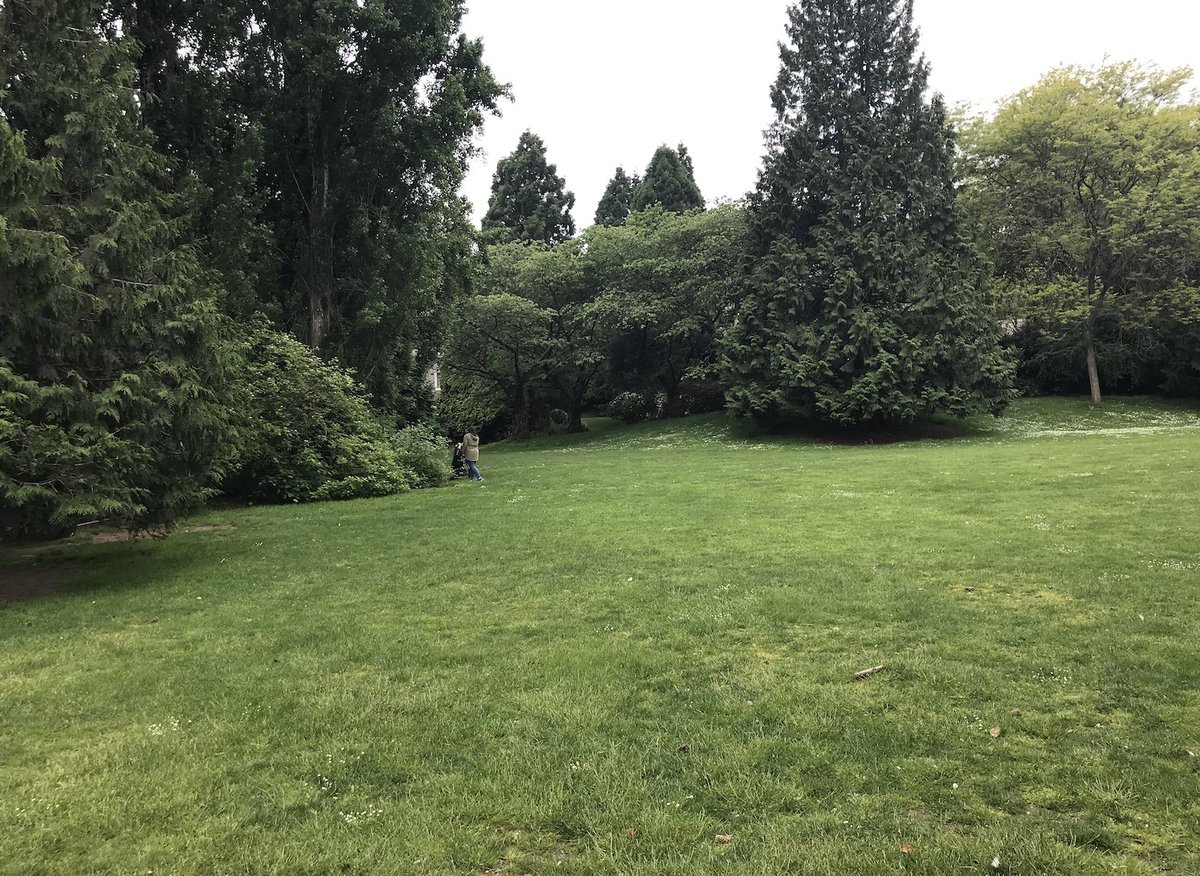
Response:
[1004,286,1200,397]
[393,425,451,489]
[605,392,656,423]
[225,323,412,504]
[676,378,727,416]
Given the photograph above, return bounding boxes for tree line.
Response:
[1,0,502,539]
[3,0,1198,540]
[449,7,1197,439]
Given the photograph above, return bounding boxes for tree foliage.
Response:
[482,130,576,245]
[589,206,750,417]
[223,322,444,504]
[2,0,499,538]
[116,0,504,416]
[595,166,639,227]
[631,144,705,214]
[961,63,1200,400]
[443,205,751,437]
[722,0,1014,426]
[0,1,236,540]
[488,239,606,432]
[443,292,552,439]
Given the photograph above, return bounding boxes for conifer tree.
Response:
[631,144,704,214]
[0,1,235,539]
[595,167,638,227]
[482,131,576,244]
[114,0,504,417]
[722,0,1014,425]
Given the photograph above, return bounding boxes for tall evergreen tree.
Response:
[722,0,1014,426]
[111,0,278,321]
[112,0,504,418]
[631,144,704,214]
[0,0,236,540]
[595,167,638,227]
[482,131,576,244]
[678,144,697,181]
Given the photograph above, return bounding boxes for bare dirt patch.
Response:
[91,524,235,544]
[0,565,67,604]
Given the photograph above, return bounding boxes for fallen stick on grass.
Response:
[854,664,886,680]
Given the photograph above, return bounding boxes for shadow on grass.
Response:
[492,409,987,452]
[1,526,246,607]
[0,564,66,604]
[686,409,981,446]
[760,417,975,446]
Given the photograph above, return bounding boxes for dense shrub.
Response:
[393,426,451,489]
[224,324,412,504]
[675,378,727,417]
[605,392,657,423]
[1004,287,1200,397]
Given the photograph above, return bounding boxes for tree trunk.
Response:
[567,402,585,433]
[1086,340,1102,405]
[511,389,531,440]
[307,158,332,351]
[1084,271,1102,405]
[528,395,552,435]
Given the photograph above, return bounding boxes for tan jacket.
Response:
[463,432,480,462]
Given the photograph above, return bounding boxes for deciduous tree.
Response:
[442,293,551,440]
[961,63,1200,401]
[588,205,750,417]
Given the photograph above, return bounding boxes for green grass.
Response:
[3,396,1200,875]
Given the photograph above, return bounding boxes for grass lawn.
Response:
[2,397,1200,875]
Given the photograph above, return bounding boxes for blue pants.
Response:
[467,460,483,480]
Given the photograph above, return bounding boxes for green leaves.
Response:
[443,206,750,436]
[595,167,638,227]
[961,62,1200,398]
[1,5,238,540]
[222,321,424,504]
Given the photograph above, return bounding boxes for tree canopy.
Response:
[595,167,639,227]
[119,0,504,416]
[961,63,1200,400]
[0,1,235,539]
[1,0,501,538]
[631,144,705,214]
[482,130,576,244]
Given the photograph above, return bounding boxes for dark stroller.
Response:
[450,441,469,479]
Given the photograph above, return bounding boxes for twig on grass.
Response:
[854,664,886,680]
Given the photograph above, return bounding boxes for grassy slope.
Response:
[2,398,1199,875]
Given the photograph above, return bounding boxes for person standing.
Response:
[463,426,484,481]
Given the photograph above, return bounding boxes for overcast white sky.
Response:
[459,1,1200,228]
